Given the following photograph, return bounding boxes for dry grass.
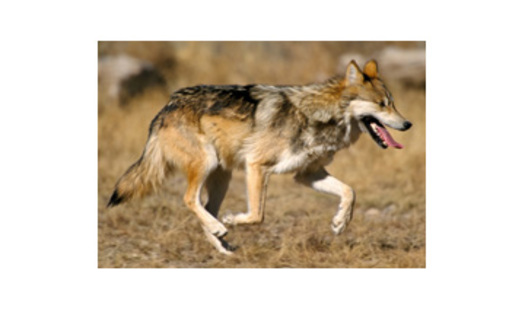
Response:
[98,42,425,268]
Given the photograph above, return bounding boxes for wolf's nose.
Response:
[403,121,412,130]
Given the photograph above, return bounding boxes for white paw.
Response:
[331,220,347,235]
[222,211,263,225]
[331,208,352,235]
[221,212,235,225]
[202,228,235,255]
[331,214,350,235]
[207,220,228,238]
[211,236,235,255]
[219,248,234,256]
[222,211,244,225]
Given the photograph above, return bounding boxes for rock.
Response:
[98,54,166,107]
[365,207,382,218]
[383,204,397,215]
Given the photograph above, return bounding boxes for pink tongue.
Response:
[376,125,404,149]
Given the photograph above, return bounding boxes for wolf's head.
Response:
[342,60,412,149]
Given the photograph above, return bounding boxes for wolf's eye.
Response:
[379,100,386,107]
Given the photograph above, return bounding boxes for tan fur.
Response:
[108,60,412,254]
[110,134,173,204]
[363,59,378,78]
[200,115,252,169]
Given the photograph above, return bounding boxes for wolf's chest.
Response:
[269,122,353,174]
[270,145,338,174]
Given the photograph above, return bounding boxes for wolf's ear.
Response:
[363,59,378,78]
[345,60,364,85]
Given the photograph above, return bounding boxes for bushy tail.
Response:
[107,135,171,207]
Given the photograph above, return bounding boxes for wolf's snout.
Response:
[403,121,412,131]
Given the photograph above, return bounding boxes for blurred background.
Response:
[98,41,425,268]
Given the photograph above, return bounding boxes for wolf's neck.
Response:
[286,76,346,123]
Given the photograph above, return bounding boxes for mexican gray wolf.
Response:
[107,60,412,255]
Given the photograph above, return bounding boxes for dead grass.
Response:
[98,41,425,268]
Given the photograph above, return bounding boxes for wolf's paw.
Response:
[331,214,351,235]
[221,212,237,225]
[222,211,247,225]
[222,212,262,225]
[217,238,237,255]
[202,228,236,256]
[331,221,347,235]
[207,221,228,238]
[211,236,235,256]
[331,208,352,235]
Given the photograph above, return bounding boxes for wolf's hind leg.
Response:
[294,167,355,235]
[205,167,232,217]
[222,162,269,225]
[184,166,228,238]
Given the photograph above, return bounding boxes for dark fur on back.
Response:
[167,84,260,121]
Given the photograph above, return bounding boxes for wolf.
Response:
[107,60,412,255]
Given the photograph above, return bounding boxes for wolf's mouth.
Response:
[361,116,404,149]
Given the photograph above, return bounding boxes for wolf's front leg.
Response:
[201,225,234,255]
[294,167,355,234]
[222,162,269,225]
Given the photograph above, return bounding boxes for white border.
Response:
[2,1,524,314]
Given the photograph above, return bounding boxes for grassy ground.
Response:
[98,42,425,268]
